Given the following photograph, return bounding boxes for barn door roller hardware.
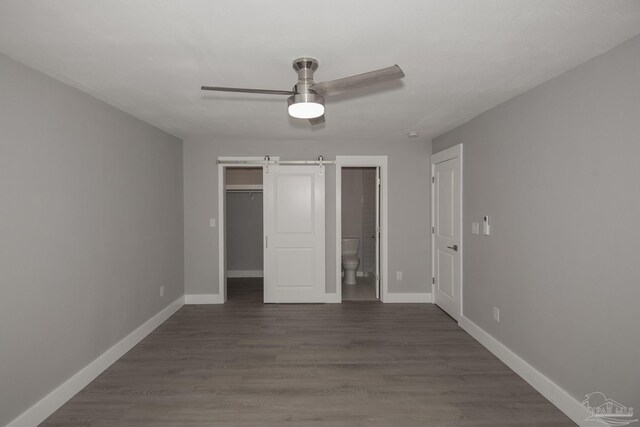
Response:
[217,156,335,166]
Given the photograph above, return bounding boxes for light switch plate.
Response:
[210,218,216,228]
[472,222,479,234]
[396,271,403,280]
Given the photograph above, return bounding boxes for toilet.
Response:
[341,238,360,285]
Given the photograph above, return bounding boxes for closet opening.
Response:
[225,167,263,302]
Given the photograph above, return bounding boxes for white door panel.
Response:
[437,168,455,239]
[276,174,314,233]
[264,165,325,303]
[432,149,461,320]
[437,248,454,298]
[275,248,315,287]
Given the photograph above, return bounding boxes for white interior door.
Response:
[432,147,462,320]
[375,167,380,299]
[263,165,325,303]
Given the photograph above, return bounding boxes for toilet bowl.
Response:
[341,238,360,285]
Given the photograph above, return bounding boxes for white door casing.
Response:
[375,166,381,299]
[432,145,462,320]
[263,165,326,303]
[218,156,274,303]
[335,156,388,303]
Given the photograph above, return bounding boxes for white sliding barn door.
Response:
[263,165,325,303]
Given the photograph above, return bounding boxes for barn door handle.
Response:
[447,244,458,251]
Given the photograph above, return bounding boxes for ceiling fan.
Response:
[201,58,405,125]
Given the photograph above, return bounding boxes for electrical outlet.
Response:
[160,285,165,298]
[472,222,480,234]
[396,271,403,280]
[209,218,216,228]
[493,306,500,322]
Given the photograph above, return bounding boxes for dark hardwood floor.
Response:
[43,279,575,426]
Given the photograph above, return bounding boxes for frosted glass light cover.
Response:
[288,102,325,119]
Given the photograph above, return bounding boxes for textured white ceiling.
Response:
[1,1,640,141]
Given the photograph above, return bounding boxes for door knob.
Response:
[370,234,376,238]
[447,244,458,251]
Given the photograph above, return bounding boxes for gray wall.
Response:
[0,54,184,425]
[433,35,640,412]
[184,138,431,295]
[225,192,263,272]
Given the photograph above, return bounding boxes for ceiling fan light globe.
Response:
[287,93,325,119]
[288,102,325,119]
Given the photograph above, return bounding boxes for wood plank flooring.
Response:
[43,280,575,426]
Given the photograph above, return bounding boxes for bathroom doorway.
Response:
[224,167,264,302]
[337,157,387,302]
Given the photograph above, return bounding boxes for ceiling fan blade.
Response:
[308,114,325,125]
[311,65,405,97]
[201,86,294,95]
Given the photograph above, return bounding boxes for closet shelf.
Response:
[226,184,263,192]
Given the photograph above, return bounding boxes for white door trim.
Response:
[336,156,389,302]
[431,144,463,317]
[217,156,278,303]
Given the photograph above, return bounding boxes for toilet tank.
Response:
[341,238,359,256]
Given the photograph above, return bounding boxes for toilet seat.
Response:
[342,256,359,268]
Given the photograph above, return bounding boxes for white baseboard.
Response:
[383,292,432,303]
[227,270,263,278]
[324,293,342,303]
[458,316,590,427]
[7,296,184,427]
[184,293,225,304]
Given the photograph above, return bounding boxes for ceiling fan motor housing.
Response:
[292,57,320,95]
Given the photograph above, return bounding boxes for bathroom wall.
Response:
[341,168,363,274]
[341,167,376,275]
